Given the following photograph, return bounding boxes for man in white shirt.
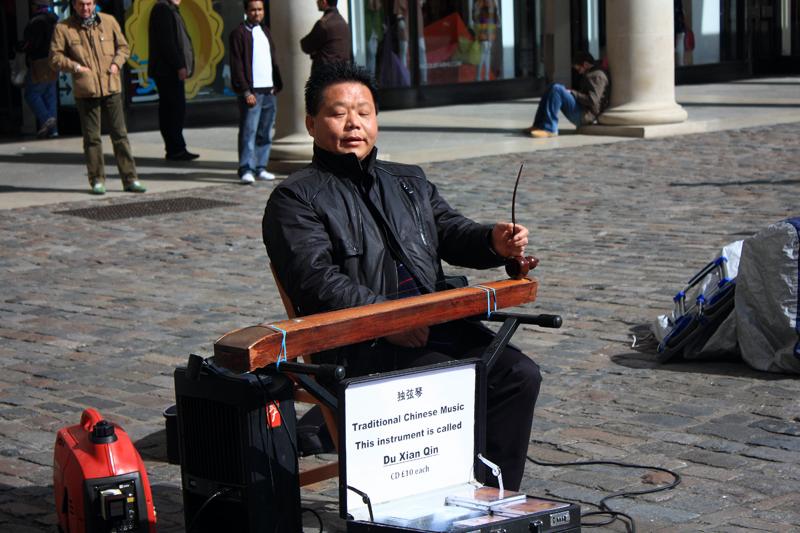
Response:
[229,0,283,184]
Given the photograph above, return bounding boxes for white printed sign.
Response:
[343,363,477,513]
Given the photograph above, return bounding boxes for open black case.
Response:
[338,359,581,533]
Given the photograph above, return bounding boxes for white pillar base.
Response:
[600,102,688,126]
[271,132,314,161]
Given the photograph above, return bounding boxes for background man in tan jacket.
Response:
[50,0,145,194]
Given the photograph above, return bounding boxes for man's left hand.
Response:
[491,222,528,258]
[108,64,119,75]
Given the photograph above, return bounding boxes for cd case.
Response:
[340,362,581,532]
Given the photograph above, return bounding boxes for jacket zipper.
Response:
[344,179,363,254]
[398,179,428,247]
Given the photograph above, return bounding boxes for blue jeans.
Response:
[533,83,583,133]
[24,72,57,130]
[237,93,276,176]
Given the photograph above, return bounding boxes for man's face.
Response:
[316,0,328,11]
[573,62,590,75]
[171,0,182,5]
[305,82,378,161]
[245,0,264,24]
[73,0,95,18]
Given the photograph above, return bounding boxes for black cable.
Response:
[185,486,232,532]
[527,455,681,533]
[254,374,278,501]
[271,397,299,459]
[346,485,374,522]
[581,509,635,532]
[301,507,324,533]
[257,372,304,533]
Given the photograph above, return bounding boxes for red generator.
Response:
[54,408,157,532]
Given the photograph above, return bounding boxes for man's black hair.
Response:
[572,51,596,66]
[305,61,379,116]
[327,0,338,6]
[243,0,263,10]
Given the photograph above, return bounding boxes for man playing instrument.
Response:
[263,61,540,491]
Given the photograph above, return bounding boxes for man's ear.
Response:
[305,114,315,137]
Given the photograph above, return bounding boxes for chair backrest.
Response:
[270,262,297,319]
[269,262,340,486]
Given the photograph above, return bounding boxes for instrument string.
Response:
[265,324,288,366]
[473,285,498,318]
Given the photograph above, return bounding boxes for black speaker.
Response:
[174,360,301,532]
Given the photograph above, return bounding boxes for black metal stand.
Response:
[480,312,562,371]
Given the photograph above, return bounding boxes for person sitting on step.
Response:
[525,51,610,138]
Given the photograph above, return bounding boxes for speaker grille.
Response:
[178,395,244,485]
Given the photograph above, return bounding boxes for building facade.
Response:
[1,0,798,136]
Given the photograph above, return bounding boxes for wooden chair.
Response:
[269,263,340,487]
[214,275,541,487]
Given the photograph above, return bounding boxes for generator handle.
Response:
[80,408,104,432]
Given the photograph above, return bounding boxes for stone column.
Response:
[270,1,348,160]
[599,0,687,125]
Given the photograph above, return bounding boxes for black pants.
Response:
[153,75,187,156]
[374,320,542,491]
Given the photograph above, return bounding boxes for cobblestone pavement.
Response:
[1,122,799,532]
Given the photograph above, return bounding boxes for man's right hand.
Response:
[385,327,429,348]
[245,94,257,107]
[178,67,188,80]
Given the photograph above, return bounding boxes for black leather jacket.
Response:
[263,146,504,319]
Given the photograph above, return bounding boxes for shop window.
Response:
[422,0,508,85]
[675,0,742,66]
[352,0,542,88]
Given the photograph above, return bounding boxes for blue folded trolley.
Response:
[657,256,737,362]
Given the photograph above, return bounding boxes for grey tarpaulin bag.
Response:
[736,217,800,373]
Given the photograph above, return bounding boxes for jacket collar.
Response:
[313,145,378,186]
[73,11,99,28]
[245,17,266,30]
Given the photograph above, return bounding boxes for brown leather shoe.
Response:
[530,129,557,138]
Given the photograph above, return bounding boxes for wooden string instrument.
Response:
[214,276,539,373]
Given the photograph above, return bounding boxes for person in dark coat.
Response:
[148,0,198,160]
[264,62,541,491]
[300,0,352,73]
